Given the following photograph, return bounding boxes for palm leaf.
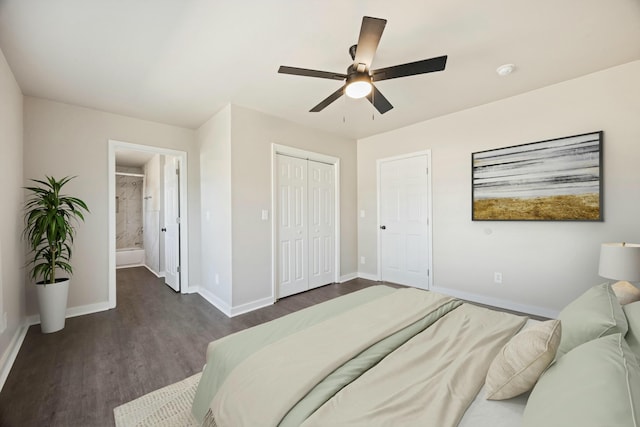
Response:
[23,176,89,284]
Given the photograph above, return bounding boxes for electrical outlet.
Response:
[360,256,366,264]
[494,272,503,284]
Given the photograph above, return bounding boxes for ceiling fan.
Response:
[278,16,448,114]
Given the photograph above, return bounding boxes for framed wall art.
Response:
[472,131,603,221]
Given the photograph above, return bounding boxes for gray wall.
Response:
[358,60,640,317]
[143,155,161,273]
[197,104,358,311]
[229,105,358,307]
[0,47,25,367]
[197,104,233,308]
[23,97,199,315]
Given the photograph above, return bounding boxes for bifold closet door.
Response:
[277,155,309,298]
[308,160,335,289]
[277,154,335,298]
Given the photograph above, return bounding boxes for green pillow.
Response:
[523,333,640,427]
[623,301,640,359]
[556,283,627,358]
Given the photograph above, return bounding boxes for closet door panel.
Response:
[308,160,335,289]
[277,155,309,298]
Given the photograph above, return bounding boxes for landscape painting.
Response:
[472,131,603,221]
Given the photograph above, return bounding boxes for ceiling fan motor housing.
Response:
[346,71,372,86]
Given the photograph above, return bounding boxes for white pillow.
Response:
[612,281,640,305]
[485,320,561,400]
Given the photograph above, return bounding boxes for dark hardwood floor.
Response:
[0,267,390,427]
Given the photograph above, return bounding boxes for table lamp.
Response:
[598,242,640,305]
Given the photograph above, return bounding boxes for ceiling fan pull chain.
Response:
[372,89,375,120]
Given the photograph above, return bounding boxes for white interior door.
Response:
[308,160,335,289]
[379,154,430,289]
[163,156,180,292]
[277,155,308,298]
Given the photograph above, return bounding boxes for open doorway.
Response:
[107,140,189,309]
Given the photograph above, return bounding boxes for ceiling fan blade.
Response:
[310,85,345,112]
[371,55,447,82]
[353,16,387,68]
[278,66,346,81]
[366,84,393,114]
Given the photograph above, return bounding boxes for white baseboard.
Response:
[430,285,559,319]
[116,263,144,269]
[0,324,29,392]
[339,273,358,283]
[144,265,163,278]
[181,283,198,294]
[26,301,111,326]
[196,287,232,317]
[229,297,274,317]
[196,287,274,318]
[358,272,380,282]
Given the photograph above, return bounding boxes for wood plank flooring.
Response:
[0,267,393,426]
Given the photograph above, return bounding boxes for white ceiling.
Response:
[1,0,639,139]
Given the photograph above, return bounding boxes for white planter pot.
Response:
[36,278,69,333]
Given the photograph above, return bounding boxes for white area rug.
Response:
[114,373,201,427]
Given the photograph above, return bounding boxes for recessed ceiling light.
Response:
[496,64,516,76]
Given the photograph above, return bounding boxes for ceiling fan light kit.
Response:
[345,73,372,98]
[278,16,448,114]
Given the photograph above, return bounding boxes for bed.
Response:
[189,283,640,427]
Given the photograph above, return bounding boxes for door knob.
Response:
[161,227,167,232]
[380,225,386,230]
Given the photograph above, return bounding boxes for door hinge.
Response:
[176,217,181,224]
[177,265,181,273]
[426,167,429,174]
[176,168,180,175]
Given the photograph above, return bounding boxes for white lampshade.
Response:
[598,243,640,282]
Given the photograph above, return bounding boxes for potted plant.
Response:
[23,176,89,333]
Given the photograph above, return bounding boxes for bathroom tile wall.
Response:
[116,166,144,249]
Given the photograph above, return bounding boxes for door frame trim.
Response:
[376,150,433,290]
[271,144,341,301]
[107,139,189,309]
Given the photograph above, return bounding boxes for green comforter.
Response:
[192,286,526,427]
[191,285,399,421]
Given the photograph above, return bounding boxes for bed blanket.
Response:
[302,303,526,427]
[191,285,397,421]
[202,287,460,427]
